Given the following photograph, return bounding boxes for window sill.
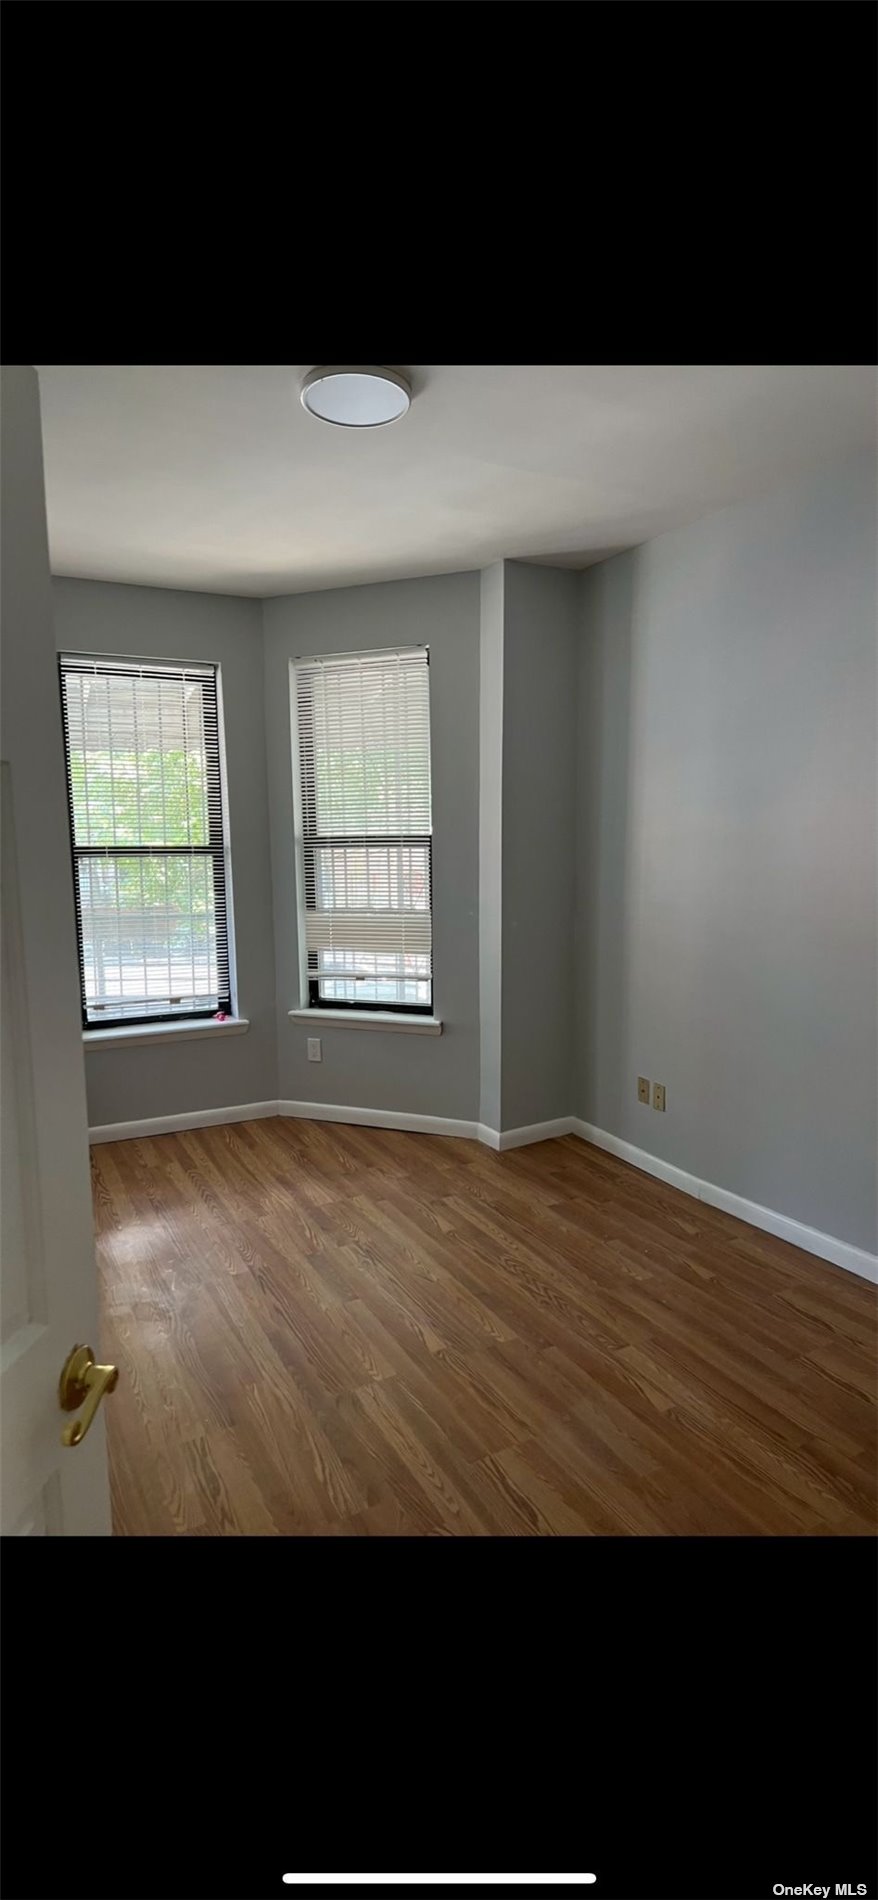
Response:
[288,1008,443,1037]
[83,1018,250,1051]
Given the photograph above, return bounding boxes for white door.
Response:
[0,363,113,1536]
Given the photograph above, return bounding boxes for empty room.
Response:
[1,362,875,1538]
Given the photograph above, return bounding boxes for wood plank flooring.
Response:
[91,1117,877,1536]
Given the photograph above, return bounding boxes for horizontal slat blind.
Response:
[59,655,231,1026]
[294,648,432,1007]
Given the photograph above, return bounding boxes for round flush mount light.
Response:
[300,365,412,428]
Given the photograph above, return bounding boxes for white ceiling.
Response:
[35,364,876,599]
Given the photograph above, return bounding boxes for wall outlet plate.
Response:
[653,1082,666,1111]
[307,1038,322,1062]
[637,1076,650,1104]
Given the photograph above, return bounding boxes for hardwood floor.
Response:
[91,1116,877,1536]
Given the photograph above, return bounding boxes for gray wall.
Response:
[500,562,579,1129]
[52,579,277,1126]
[575,452,878,1253]
[263,572,481,1120]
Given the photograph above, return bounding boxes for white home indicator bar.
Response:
[282,1880,597,1888]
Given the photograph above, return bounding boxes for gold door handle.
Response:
[59,1344,118,1447]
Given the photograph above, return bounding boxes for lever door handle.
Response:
[59,1344,119,1447]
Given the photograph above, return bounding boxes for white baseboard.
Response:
[277,1106,575,1152]
[88,1101,280,1144]
[476,1123,501,1150]
[90,1097,482,1146]
[492,1116,576,1152]
[284,1105,576,1153]
[278,1099,479,1141]
[572,1119,878,1286]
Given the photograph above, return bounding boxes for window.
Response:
[59,655,232,1029]
[292,646,432,1013]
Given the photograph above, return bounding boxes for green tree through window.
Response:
[59,656,232,1027]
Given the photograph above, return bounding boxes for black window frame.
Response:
[297,649,433,1017]
[58,654,232,1032]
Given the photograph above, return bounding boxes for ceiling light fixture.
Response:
[300,366,412,428]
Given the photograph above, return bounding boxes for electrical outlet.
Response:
[653,1082,666,1111]
[637,1076,650,1104]
[307,1038,322,1063]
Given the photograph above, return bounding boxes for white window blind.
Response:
[59,655,232,1027]
[293,646,432,1011]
